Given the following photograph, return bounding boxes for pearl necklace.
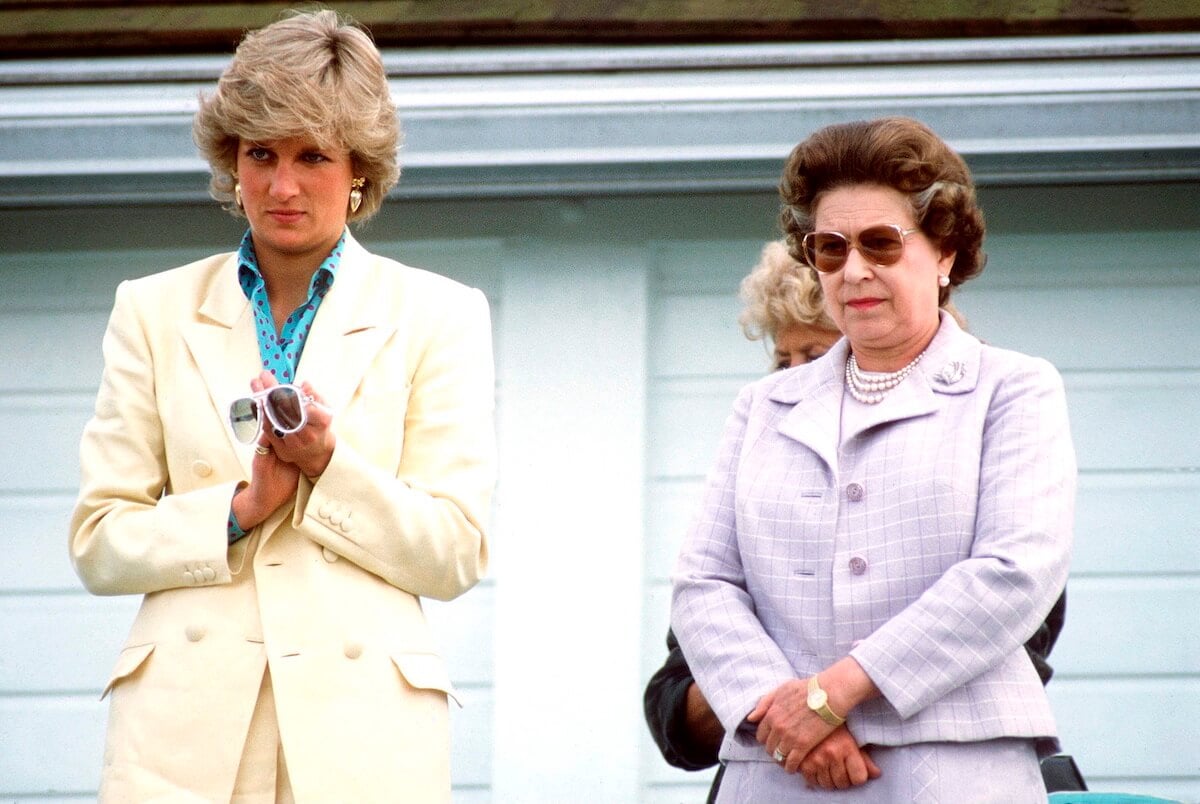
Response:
[845,352,924,404]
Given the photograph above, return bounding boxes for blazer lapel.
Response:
[294,232,397,415]
[181,253,262,476]
[772,340,846,474]
[840,311,982,442]
[771,312,983,458]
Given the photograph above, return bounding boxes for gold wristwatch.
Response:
[807,675,846,727]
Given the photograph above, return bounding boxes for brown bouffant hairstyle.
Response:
[738,240,838,344]
[193,9,400,223]
[778,117,986,306]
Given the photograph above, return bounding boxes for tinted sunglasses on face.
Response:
[802,224,919,273]
[228,384,313,443]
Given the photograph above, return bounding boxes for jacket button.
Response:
[185,625,206,642]
[849,556,868,575]
[182,570,195,585]
[344,642,363,660]
[340,515,353,533]
[191,460,213,478]
[846,483,864,502]
[318,502,333,518]
[322,547,339,563]
[201,566,216,582]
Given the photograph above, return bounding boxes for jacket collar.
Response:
[182,231,398,472]
[768,311,981,472]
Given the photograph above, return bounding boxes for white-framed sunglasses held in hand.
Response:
[228,384,314,443]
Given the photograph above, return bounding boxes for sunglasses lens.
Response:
[807,232,850,273]
[858,226,906,265]
[229,398,260,443]
[266,386,305,432]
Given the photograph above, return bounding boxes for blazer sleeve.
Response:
[69,280,236,596]
[671,386,797,745]
[849,355,1076,718]
[293,286,495,602]
[643,628,721,771]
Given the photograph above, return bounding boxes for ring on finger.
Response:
[254,444,271,455]
[773,747,786,763]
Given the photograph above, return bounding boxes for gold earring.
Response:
[234,182,243,210]
[349,178,365,214]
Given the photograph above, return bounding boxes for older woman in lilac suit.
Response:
[671,117,1075,801]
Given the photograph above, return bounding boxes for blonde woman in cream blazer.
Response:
[70,11,494,802]
[672,118,1075,802]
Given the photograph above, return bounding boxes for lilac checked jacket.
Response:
[671,313,1075,761]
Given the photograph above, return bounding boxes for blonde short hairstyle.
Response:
[738,240,838,343]
[193,9,400,222]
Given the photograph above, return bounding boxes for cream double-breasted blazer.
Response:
[70,232,495,802]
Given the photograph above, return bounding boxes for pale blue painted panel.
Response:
[651,293,775,379]
[651,240,775,295]
[0,395,92,493]
[1049,678,1200,779]
[1066,373,1200,471]
[0,310,108,391]
[970,231,1200,289]
[644,480,705,584]
[0,695,105,795]
[0,594,135,693]
[410,585,495,687]
[1051,577,1200,677]
[449,686,494,789]
[362,238,505,302]
[961,285,1200,373]
[0,495,80,592]
[1074,473,1200,576]
[0,249,196,311]
[646,377,749,480]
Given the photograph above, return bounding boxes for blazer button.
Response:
[201,566,216,582]
[344,642,363,660]
[191,460,213,478]
[182,570,196,585]
[849,556,868,575]
[318,502,333,518]
[185,624,206,642]
[322,547,339,563]
[846,483,864,502]
[340,514,353,533]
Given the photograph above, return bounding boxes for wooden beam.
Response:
[1,0,1198,57]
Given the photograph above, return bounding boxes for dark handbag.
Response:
[1041,754,1088,792]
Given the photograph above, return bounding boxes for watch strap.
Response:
[807,675,846,726]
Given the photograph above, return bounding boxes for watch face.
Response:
[808,689,827,709]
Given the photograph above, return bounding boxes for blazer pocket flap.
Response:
[100,643,155,701]
[390,651,461,708]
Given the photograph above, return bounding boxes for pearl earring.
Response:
[234,182,243,210]
[938,274,950,287]
[349,178,365,214]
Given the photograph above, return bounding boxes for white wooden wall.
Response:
[1,183,1197,803]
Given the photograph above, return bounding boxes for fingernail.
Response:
[273,428,284,437]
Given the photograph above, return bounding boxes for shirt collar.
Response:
[236,228,346,301]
